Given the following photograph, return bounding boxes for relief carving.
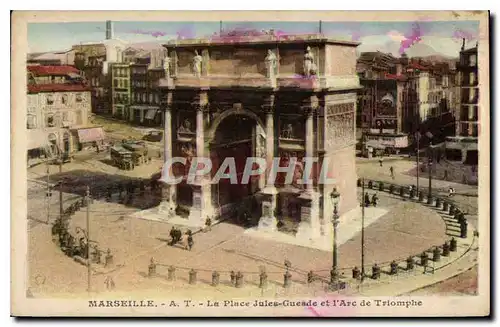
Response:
[325,111,355,149]
[280,119,304,140]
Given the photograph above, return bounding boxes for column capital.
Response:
[301,105,319,117]
[193,103,210,112]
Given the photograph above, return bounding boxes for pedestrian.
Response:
[205,216,212,232]
[389,166,395,179]
[448,187,455,197]
[187,234,194,251]
[364,192,370,207]
[169,227,176,246]
[371,193,378,207]
[444,169,448,180]
[379,157,383,167]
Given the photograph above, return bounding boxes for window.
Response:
[124,80,129,88]
[27,115,36,129]
[142,93,146,102]
[469,54,477,67]
[46,94,54,105]
[61,94,68,105]
[62,112,69,122]
[155,93,159,104]
[76,93,83,102]
[46,114,55,127]
[469,72,476,86]
[149,93,153,103]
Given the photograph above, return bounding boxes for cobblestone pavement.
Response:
[405,266,478,296]
[28,190,448,297]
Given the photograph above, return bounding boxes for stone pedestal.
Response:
[258,186,278,232]
[158,183,176,219]
[296,191,321,241]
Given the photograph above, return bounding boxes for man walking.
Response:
[205,216,212,232]
[379,157,383,167]
[389,166,395,179]
[187,230,194,251]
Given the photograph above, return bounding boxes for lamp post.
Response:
[427,141,434,204]
[330,187,340,287]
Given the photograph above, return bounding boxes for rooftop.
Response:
[27,65,81,76]
[163,32,360,48]
[28,83,91,93]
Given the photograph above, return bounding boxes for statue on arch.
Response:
[265,49,277,78]
[192,50,203,77]
[303,46,317,77]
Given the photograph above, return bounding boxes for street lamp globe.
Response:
[330,187,340,206]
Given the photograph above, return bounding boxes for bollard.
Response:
[104,249,113,267]
[418,191,424,202]
[189,269,197,285]
[371,264,380,280]
[420,252,429,266]
[449,205,455,216]
[427,195,433,205]
[168,266,176,281]
[432,247,441,262]
[435,198,442,209]
[230,271,236,286]
[307,271,314,284]
[379,182,384,191]
[91,246,101,264]
[211,271,220,287]
[442,242,450,257]
[406,257,414,270]
[390,261,398,275]
[235,271,244,288]
[449,238,457,252]
[389,184,395,194]
[399,187,405,197]
[443,201,449,212]
[409,188,415,199]
[148,258,156,277]
[283,271,292,288]
[461,220,468,238]
[368,180,373,189]
[352,266,360,279]
[259,271,268,288]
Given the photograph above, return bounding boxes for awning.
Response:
[145,109,157,120]
[76,127,105,143]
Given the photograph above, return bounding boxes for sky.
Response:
[28,20,480,58]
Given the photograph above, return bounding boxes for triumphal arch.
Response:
[157,33,361,240]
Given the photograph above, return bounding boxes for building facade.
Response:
[445,41,479,164]
[156,34,361,241]
[27,65,95,165]
[356,52,408,155]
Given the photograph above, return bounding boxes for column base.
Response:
[258,186,278,231]
[157,201,176,220]
[296,191,321,241]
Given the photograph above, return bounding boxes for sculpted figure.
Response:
[163,56,171,77]
[265,49,277,78]
[304,46,317,77]
[192,50,203,77]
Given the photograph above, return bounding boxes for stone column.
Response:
[189,92,213,226]
[159,92,176,218]
[258,94,278,232]
[140,109,145,123]
[297,99,321,241]
[129,107,134,122]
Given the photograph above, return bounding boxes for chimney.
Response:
[461,38,465,51]
[106,21,114,40]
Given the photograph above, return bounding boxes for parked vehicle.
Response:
[143,130,163,142]
[110,146,134,170]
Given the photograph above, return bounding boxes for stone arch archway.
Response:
[207,107,266,220]
[206,107,266,144]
